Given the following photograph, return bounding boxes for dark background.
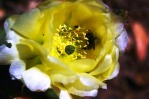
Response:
[0,0,149,99]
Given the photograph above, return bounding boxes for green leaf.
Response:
[0,28,6,45]
[0,28,11,48]
[45,89,59,99]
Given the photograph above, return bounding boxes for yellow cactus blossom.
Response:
[0,0,128,98]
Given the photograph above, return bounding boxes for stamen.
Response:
[51,24,96,62]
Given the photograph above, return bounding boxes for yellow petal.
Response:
[12,8,44,43]
[85,39,104,60]
[89,54,112,75]
[68,3,93,26]
[108,63,119,79]
[96,63,119,81]
[82,13,111,47]
[16,43,38,59]
[90,46,119,76]
[44,56,79,85]
[39,2,73,54]
[4,15,19,33]
[15,40,47,70]
[79,0,107,10]
[19,39,48,57]
[95,47,119,81]
[68,59,96,73]
[65,73,105,97]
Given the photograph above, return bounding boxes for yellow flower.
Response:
[0,0,128,98]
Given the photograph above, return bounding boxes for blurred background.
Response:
[0,0,149,99]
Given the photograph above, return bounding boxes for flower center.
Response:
[50,24,95,62]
